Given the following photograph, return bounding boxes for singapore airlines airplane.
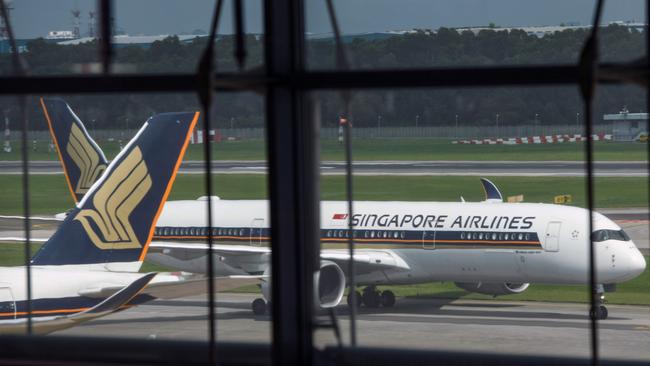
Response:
[0,110,258,334]
[39,98,646,320]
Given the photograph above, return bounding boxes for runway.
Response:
[0,160,647,177]
[55,293,650,361]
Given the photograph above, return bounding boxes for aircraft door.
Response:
[422,231,436,249]
[544,221,561,252]
[0,287,16,319]
[250,218,264,246]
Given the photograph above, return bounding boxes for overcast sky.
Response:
[8,0,647,39]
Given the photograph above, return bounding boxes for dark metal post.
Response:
[264,0,316,365]
[99,0,113,74]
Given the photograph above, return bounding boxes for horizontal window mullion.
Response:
[0,63,641,95]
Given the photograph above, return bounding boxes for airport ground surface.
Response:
[55,293,650,361]
[0,160,647,177]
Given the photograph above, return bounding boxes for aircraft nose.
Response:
[630,249,646,277]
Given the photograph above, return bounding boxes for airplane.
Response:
[0,109,257,334]
[38,98,647,320]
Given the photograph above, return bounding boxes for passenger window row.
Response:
[324,230,407,240]
[154,227,247,237]
[460,232,531,241]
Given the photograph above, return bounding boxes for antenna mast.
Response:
[71,7,81,38]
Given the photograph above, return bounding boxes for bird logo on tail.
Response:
[74,147,151,250]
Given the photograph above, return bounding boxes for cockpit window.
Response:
[591,229,630,242]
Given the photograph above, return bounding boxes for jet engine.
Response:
[454,282,530,297]
[260,261,345,308]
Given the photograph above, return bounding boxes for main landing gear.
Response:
[589,284,608,320]
[348,286,396,308]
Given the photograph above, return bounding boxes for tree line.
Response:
[0,25,645,131]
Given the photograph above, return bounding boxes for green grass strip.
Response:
[0,174,646,215]
[2,139,647,161]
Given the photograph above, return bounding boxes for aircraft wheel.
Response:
[598,306,608,320]
[252,298,267,315]
[590,305,609,320]
[362,289,381,308]
[381,290,396,307]
[347,291,362,308]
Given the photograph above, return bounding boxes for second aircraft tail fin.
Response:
[480,178,503,202]
[40,98,109,203]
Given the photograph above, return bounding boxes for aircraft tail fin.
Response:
[31,111,199,270]
[480,178,503,202]
[40,98,109,203]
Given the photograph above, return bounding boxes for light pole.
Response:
[377,114,382,135]
[576,112,580,132]
[230,117,235,130]
[455,114,459,139]
[415,114,419,128]
[495,113,500,138]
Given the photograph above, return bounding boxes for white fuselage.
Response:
[149,199,646,286]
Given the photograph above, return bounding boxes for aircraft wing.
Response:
[0,273,156,335]
[149,242,410,275]
[320,249,411,274]
[149,241,271,256]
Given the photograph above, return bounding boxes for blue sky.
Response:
[9,0,646,38]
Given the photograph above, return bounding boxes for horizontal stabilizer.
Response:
[81,273,156,315]
[0,273,156,335]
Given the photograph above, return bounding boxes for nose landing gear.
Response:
[589,284,608,320]
[252,298,268,315]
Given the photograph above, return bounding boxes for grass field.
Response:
[1,242,647,306]
[2,138,647,161]
[0,174,646,215]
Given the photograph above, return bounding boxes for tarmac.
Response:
[55,293,650,361]
[0,160,647,176]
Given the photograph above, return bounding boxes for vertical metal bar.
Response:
[201,99,217,366]
[19,98,31,335]
[342,105,356,346]
[265,0,316,365]
[233,0,247,69]
[579,1,605,365]
[0,1,32,335]
[198,1,224,364]
[582,97,599,365]
[99,0,112,73]
[646,0,650,303]
[323,0,357,346]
